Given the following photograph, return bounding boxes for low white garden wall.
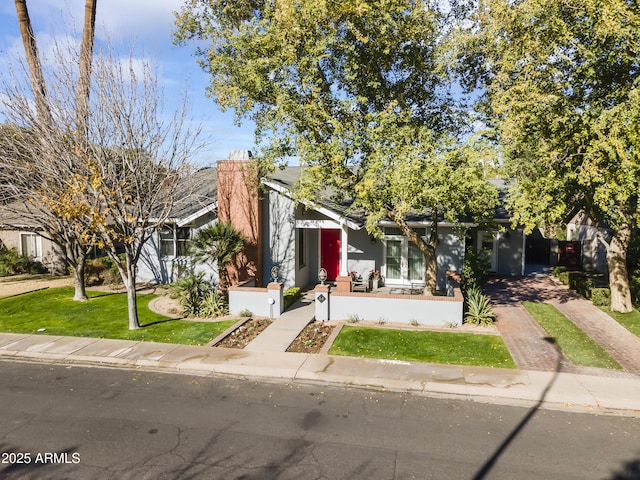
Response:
[228,282,283,318]
[318,289,463,326]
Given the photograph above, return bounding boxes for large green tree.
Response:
[457,0,640,312]
[174,0,497,293]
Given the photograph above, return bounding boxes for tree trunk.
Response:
[72,256,88,301]
[607,224,633,313]
[75,0,97,144]
[125,272,140,330]
[13,0,52,127]
[124,255,140,330]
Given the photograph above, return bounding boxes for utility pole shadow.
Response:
[472,336,562,480]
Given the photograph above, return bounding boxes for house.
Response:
[566,212,608,273]
[137,166,220,284]
[0,202,66,273]
[137,151,555,290]
[260,171,527,290]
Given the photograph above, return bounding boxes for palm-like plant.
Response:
[190,222,246,292]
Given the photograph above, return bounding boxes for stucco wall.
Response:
[228,283,284,317]
[347,228,383,280]
[497,229,525,276]
[568,224,608,273]
[326,290,463,326]
[436,230,465,288]
[262,190,297,288]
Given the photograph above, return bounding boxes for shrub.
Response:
[591,288,611,307]
[283,287,302,310]
[461,246,491,293]
[239,309,253,317]
[464,286,495,326]
[200,290,228,318]
[0,244,46,277]
[85,256,124,286]
[169,272,211,316]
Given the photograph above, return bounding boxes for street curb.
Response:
[0,333,639,417]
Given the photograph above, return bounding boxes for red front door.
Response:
[320,229,341,281]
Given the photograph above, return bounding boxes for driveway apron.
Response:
[485,275,640,376]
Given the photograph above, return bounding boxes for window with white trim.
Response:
[159,225,190,257]
[20,233,39,258]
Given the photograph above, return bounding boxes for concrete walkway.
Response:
[244,292,315,352]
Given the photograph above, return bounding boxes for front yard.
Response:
[0,287,235,345]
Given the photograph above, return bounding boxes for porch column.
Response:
[340,223,349,275]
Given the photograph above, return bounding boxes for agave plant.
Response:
[464,286,495,326]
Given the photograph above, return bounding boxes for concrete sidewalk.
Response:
[1,332,639,417]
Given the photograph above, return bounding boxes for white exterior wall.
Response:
[263,191,297,288]
[136,215,219,285]
[567,223,608,273]
[228,284,283,317]
[328,292,463,326]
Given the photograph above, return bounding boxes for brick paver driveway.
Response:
[484,275,640,376]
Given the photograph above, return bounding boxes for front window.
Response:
[408,243,424,281]
[159,225,190,257]
[20,233,39,258]
[386,239,402,279]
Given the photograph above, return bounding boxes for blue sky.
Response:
[0,0,256,166]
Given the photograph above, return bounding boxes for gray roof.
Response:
[269,167,516,225]
[269,166,365,226]
[167,167,218,221]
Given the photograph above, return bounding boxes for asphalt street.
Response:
[0,361,638,480]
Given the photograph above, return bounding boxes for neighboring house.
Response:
[137,166,220,284]
[0,202,65,273]
[566,212,608,273]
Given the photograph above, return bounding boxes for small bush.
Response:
[347,313,361,323]
[239,309,253,317]
[283,287,302,310]
[591,288,611,307]
[461,246,491,293]
[200,290,228,318]
[0,244,47,277]
[169,272,211,316]
[85,256,124,286]
[464,286,495,326]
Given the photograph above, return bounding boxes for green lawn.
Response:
[0,287,236,345]
[599,307,640,338]
[328,326,517,368]
[522,302,622,369]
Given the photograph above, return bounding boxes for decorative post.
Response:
[315,284,330,321]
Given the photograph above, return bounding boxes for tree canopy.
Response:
[174,0,498,292]
[457,0,640,311]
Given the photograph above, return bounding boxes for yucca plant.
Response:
[464,286,495,326]
[200,290,228,318]
[169,272,210,316]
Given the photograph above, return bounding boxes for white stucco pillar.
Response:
[340,223,349,275]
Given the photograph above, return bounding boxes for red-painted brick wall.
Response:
[217,159,263,286]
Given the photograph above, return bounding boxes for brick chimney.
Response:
[217,150,263,285]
